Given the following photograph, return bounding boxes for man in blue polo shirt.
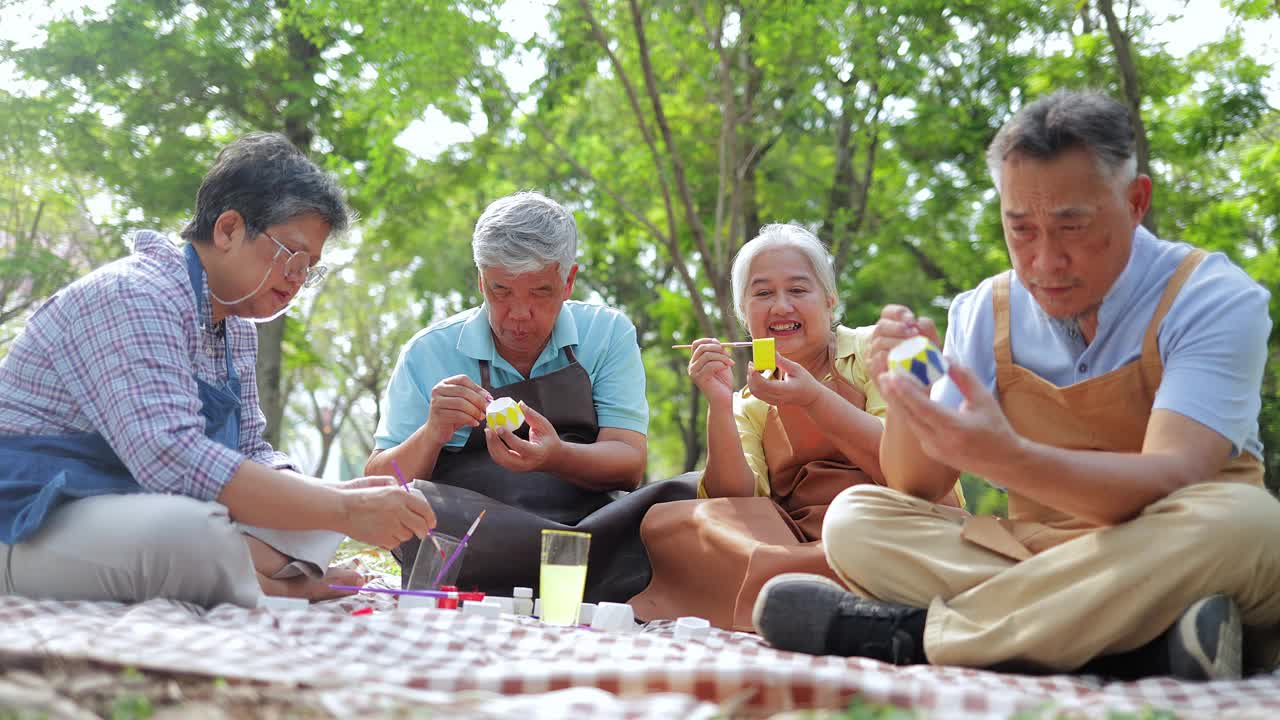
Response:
[367,191,691,600]
[753,91,1280,680]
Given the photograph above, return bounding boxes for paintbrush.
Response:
[432,509,486,588]
[328,584,486,601]
[671,340,754,349]
[390,458,444,559]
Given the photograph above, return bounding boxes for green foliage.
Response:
[2,0,1277,487]
[1,0,512,443]
[108,692,153,720]
[836,696,918,719]
[335,538,402,576]
[108,667,153,720]
[282,231,431,475]
[0,91,127,348]
[0,711,50,720]
[961,474,1009,516]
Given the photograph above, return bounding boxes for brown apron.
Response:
[395,346,696,601]
[630,370,932,631]
[963,249,1264,560]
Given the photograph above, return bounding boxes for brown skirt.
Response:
[627,495,844,631]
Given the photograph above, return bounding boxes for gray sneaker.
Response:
[1165,594,1243,681]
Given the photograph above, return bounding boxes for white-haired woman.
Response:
[630,224,962,630]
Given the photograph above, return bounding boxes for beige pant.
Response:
[1,494,344,608]
[823,482,1280,671]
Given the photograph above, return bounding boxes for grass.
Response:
[333,538,402,577]
[108,691,152,720]
[0,660,332,720]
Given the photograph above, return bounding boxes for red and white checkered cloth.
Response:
[1,580,1278,719]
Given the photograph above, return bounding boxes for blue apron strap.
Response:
[184,243,209,328]
[184,243,238,385]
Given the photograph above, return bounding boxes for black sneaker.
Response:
[752,573,927,664]
[1166,594,1243,681]
[1084,594,1243,681]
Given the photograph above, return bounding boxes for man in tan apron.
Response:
[753,91,1279,680]
[367,192,693,601]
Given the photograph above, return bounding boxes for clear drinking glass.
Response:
[407,532,464,591]
[539,529,591,625]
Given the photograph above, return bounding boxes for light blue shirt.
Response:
[375,301,648,450]
[934,227,1270,459]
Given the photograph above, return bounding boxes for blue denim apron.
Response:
[0,243,242,544]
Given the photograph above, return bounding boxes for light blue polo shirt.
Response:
[375,301,648,450]
[934,227,1270,459]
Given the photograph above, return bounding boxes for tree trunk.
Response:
[1078,4,1095,34]
[255,6,322,448]
[1097,0,1157,234]
[314,428,336,478]
[255,317,288,447]
[823,81,857,260]
[628,0,735,342]
[825,80,881,280]
[682,379,704,473]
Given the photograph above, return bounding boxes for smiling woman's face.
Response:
[742,247,835,359]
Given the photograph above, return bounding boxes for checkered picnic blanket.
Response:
[1,579,1279,719]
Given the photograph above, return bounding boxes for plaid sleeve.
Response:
[47,275,245,500]
[230,321,297,472]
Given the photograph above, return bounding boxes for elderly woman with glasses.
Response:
[0,133,436,608]
[630,224,963,630]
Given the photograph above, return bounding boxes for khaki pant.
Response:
[823,483,1280,671]
[1,494,343,608]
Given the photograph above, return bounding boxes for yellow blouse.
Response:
[698,325,884,499]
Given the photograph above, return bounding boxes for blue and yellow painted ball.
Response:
[887,335,948,387]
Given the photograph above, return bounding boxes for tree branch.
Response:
[1097,0,1157,234]
[500,83,717,337]
[834,88,882,278]
[575,0,684,259]
[23,200,45,244]
[627,0,722,330]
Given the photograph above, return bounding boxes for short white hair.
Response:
[730,223,838,328]
[472,191,577,281]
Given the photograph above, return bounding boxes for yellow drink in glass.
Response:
[539,563,589,625]
[539,529,590,626]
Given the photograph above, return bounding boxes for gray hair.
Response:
[181,132,351,244]
[730,223,838,328]
[472,191,578,281]
[986,90,1138,193]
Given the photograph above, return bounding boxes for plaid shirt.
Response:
[0,230,294,500]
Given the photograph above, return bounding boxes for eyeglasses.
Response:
[263,231,328,289]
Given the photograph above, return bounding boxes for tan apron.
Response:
[962,249,1263,561]
[630,368,957,631]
